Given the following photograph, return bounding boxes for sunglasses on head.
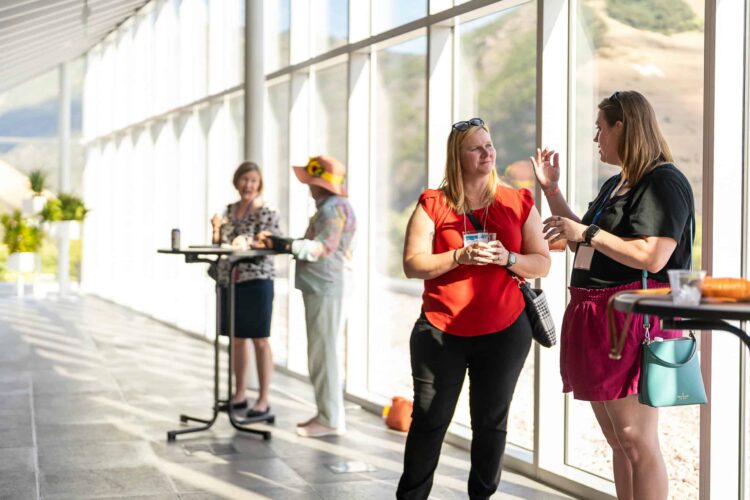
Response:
[609,91,621,104]
[452,117,484,131]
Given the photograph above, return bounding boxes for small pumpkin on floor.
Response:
[383,396,413,432]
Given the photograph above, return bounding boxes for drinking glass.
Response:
[667,269,706,306]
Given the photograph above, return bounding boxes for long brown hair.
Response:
[232,161,264,194]
[599,91,673,185]
[440,123,498,212]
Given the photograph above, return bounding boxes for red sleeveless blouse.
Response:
[419,187,535,336]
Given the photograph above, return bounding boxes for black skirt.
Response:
[219,279,274,339]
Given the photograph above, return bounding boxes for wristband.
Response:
[543,185,561,196]
[453,248,461,266]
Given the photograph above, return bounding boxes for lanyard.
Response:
[591,175,623,225]
[463,205,489,234]
[234,198,257,222]
[641,269,650,333]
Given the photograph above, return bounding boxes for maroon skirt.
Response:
[561,279,681,401]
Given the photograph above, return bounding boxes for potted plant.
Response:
[1,210,43,272]
[59,193,89,222]
[21,169,48,215]
[42,193,88,240]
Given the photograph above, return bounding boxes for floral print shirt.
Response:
[294,195,356,296]
[216,202,280,285]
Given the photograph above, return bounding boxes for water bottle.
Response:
[171,228,181,250]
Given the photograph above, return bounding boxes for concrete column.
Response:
[58,62,72,295]
[242,0,264,390]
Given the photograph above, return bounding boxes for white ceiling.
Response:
[0,0,148,93]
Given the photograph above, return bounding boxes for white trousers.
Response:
[302,293,346,430]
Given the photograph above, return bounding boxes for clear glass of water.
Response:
[667,269,706,306]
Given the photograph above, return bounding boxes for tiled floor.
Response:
[0,293,575,499]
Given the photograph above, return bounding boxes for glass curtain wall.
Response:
[312,62,348,164]
[311,0,348,54]
[260,0,728,497]
[82,0,247,340]
[454,2,537,452]
[569,1,705,497]
[266,0,291,73]
[78,0,745,497]
[264,0,545,481]
[369,36,427,400]
[265,80,291,365]
[372,1,427,33]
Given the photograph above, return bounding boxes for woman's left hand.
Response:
[487,240,511,266]
[543,216,587,243]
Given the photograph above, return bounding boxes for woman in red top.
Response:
[397,118,550,500]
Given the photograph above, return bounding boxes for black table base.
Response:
[159,247,278,442]
[661,318,750,352]
[167,409,275,442]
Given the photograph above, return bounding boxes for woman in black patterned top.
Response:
[211,162,280,419]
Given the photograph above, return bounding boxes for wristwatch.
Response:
[505,251,517,268]
[584,224,601,244]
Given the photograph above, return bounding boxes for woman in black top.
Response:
[531,91,694,500]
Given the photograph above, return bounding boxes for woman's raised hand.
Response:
[530,147,560,191]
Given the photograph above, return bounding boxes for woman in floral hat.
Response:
[258,155,356,437]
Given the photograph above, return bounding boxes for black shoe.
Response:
[245,406,270,419]
[218,399,248,411]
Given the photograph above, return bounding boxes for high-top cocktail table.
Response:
[611,293,750,358]
[158,246,278,441]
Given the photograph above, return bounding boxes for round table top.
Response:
[613,293,750,321]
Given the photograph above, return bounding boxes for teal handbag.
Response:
[636,217,707,407]
[606,223,706,406]
[638,333,707,407]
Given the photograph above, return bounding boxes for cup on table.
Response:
[667,269,706,306]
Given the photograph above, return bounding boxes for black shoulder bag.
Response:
[465,211,556,347]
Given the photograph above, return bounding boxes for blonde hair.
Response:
[440,123,498,212]
[599,91,673,185]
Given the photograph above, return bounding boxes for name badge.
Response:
[463,231,491,247]
[573,244,595,270]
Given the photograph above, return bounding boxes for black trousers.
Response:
[396,312,532,500]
